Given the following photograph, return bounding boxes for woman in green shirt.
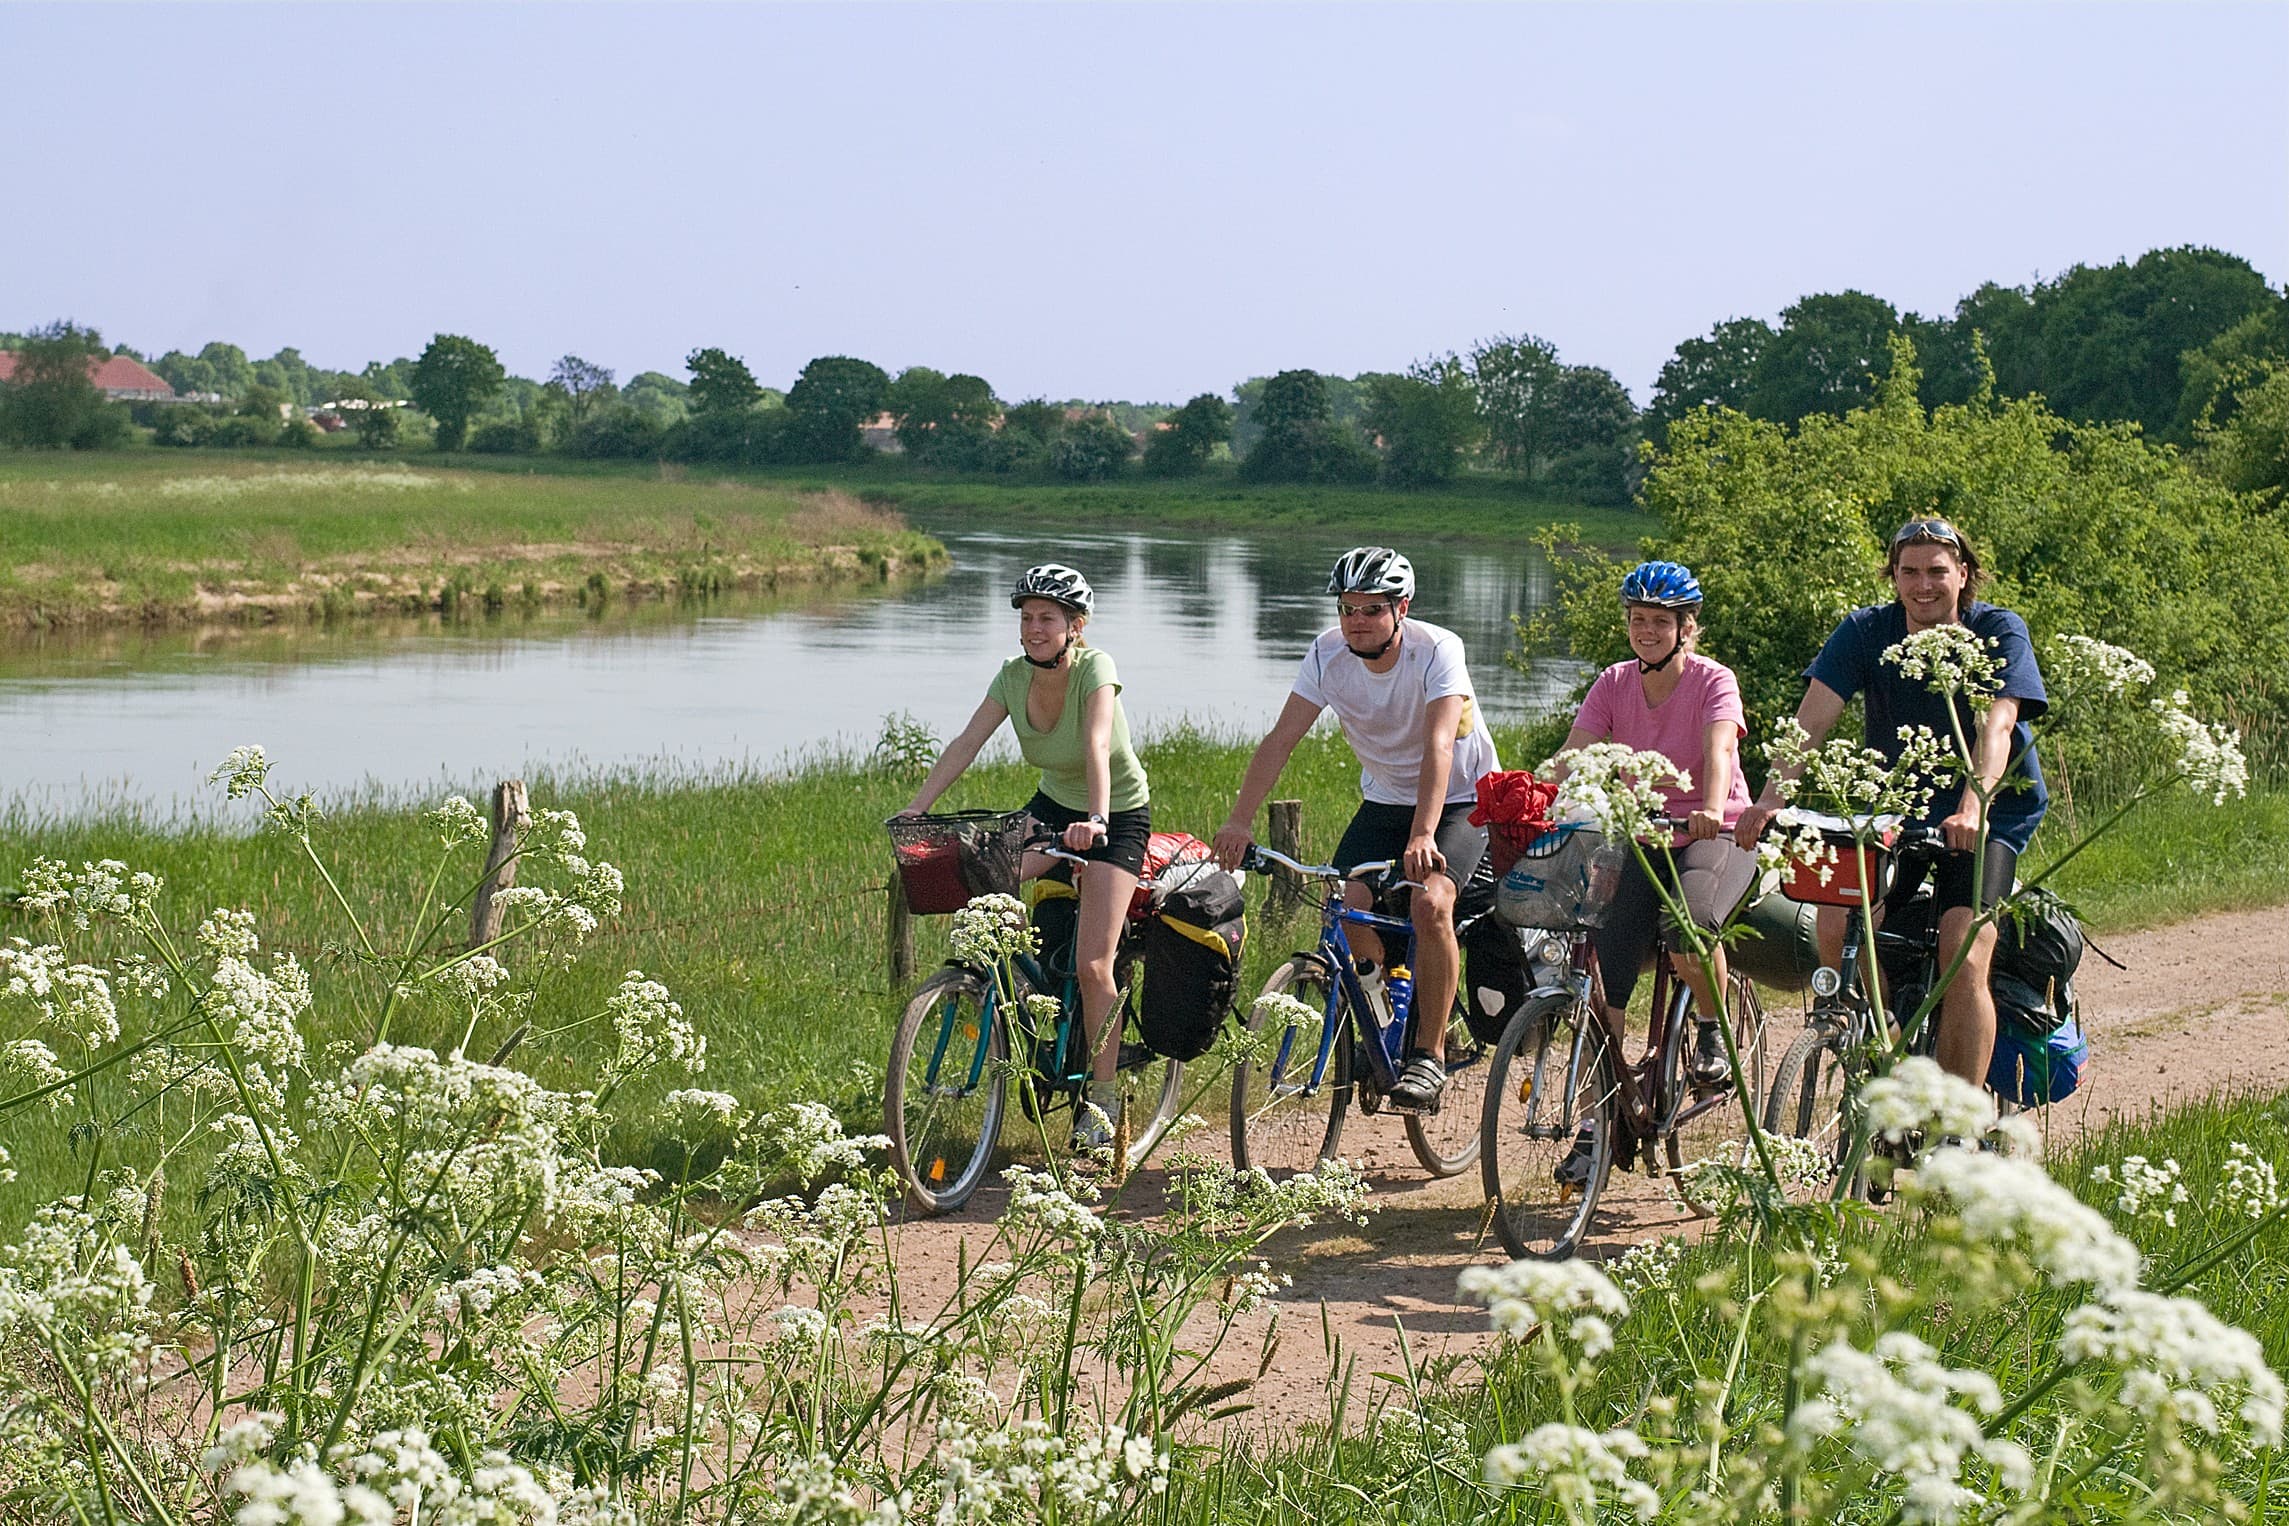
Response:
[901,564,1152,1150]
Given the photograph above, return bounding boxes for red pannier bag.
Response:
[1129,831,1213,919]
[1468,770,1562,878]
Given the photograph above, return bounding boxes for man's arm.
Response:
[1733,679,1846,847]
[1942,695,2021,851]
[1404,694,1467,881]
[1213,692,1324,868]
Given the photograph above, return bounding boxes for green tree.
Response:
[624,371,696,425]
[409,334,506,452]
[2196,362,2289,509]
[1142,392,1233,477]
[1746,291,1902,424]
[783,355,889,463]
[1048,411,1134,482]
[332,376,400,450]
[685,348,761,418]
[1467,333,1563,473]
[0,321,114,449]
[1239,369,1375,484]
[1647,317,1773,438]
[2173,296,2289,441]
[195,341,255,399]
[1533,336,2289,769]
[1364,356,1480,487]
[887,366,999,465]
[547,355,616,431]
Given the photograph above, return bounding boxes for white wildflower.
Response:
[665,1088,743,1128]
[426,794,490,847]
[763,1099,887,1179]
[1910,1145,2142,1293]
[207,744,272,799]
[2152,690,2248,805]
[2,1038,73,1108]
[1000,1165,1103,1243]
[1484,1423,1658,1521]
[201,1411,282,1471]
[1460,1258,1630,1346]
[2090,1154,2189,1227]
[1860,1057,1997,1149]
[1607,1236,1689,1298]
[2061,1287,2286,1446]
[1769,717,1950,818]
[1883,624,2004,702]
[1547,742,1690,841]
[0,939,119,1048]
[949,893,1035,966]
[1787,1330,2030,1525]
[226,1456,348,1525]
[606,970,705,1074]
[196,907,262,960]
[2046,634,2155,700]
[431,1265,540,1322]
[2221,1142,2282,1221]
[432,954,510,1001]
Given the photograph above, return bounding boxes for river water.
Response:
[0,518,1581,817]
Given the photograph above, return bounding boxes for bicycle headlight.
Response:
[1811,966,1842,998]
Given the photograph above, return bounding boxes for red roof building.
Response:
[0,352,177,402]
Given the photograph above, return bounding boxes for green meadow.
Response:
[0,451,946,628]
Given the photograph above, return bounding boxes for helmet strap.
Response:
[1636,628,1686,675]
[1024,631,1077,670]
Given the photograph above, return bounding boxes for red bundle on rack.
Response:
[1468,770,1562,877]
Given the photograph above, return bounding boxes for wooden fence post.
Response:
[468,779,530,952]
[887,874,915,987]
[1266,799,1305,917]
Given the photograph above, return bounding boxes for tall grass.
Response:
[0,452,943,627]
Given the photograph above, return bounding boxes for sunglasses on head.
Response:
[1891,518,1965,551]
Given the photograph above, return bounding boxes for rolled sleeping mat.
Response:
[1725,880,1823,992]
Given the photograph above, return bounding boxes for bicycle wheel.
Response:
[1404,1007,1488,1178]
[1761,1008,1856,1197]
[1480,992,1620,1260]
[884,967,1009,1213]
[1231,957,1351,1178]
[1665,974,1773,1215]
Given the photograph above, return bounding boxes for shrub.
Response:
[277,415,322,450]
[1049,412,1134,482]
[149,406,212,448]
[468,417,542,454]
[562,404,665,460]
[205,414,279,449]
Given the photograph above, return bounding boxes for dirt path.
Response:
[873,903,2289,1433]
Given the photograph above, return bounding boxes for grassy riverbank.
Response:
[0,452,945,630]
[3,726,2283,1202]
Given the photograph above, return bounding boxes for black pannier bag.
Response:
[1027,874,1081,981]
[1994,886,2085,992]
[1139,860,1246,1060]
[1457,858,1529,1046]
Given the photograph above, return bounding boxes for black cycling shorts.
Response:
[1331,799,1487,890]
[1025,791,1152,878]
[1885,840,2018,918]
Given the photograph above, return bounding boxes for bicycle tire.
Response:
[884,967,1009,1214]
[1403,1007,1488,1177]
[1231,957,1351,1178]
[1480,991,1619,1260]
[1665,974,1773,1215]
[1761,1010,1860,1198]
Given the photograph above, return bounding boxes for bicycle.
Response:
[1228,843,1490,1182]
[882,813,1187,1213]
[1478,817,1771,1260]
[1760,811,1955,1195]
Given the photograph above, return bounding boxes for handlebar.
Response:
[1239,844,1428,896]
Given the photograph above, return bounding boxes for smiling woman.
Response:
[0,453,946,630]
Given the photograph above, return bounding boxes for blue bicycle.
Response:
[1229,844,1489,1180]
[883,822,1187,1214]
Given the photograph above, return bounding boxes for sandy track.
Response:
[871,904,2289,1430]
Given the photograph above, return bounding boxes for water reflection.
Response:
[0,519,1581,816]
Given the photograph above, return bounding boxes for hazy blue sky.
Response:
[5,2,2283,403]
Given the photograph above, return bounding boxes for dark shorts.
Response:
[1025,791,1152,878]
[1886,840,2018,918]
[1331,799,1487,890]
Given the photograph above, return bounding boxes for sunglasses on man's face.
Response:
[1337,601,1393,620]
[1891,518,1965,551]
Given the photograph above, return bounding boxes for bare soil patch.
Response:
[871,903,2289,1432]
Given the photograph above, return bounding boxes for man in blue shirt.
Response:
[1736,518,2048,1089]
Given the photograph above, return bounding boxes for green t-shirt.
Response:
[986,645,1150,813]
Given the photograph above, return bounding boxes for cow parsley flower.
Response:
[426,794,490,848]
[1910,1145,2142,1293]
[1883,624,2004,703]
[1484,1424,1658,1521]
[2,1039,73,1109]
[950,894,1035,966]
[607,971,704,1074]
[1608,1235,1689,1298]
[0,939,119,1048]
[196,907,262,961]
[2221,1142,2282,1221]
[2061,1287,2286,1446]
[1860,1057,1996,1148]
[207,744,272,799]
[1548,743,1690,841]
[2151,690,2248,805]
[1787,1331,2031,1525]
[2046,634,2155,700]
[2088,1154,2189,1227]
[761,1099,887,1180]
[1001,1165,1103,1243]
[1460,1258,1630,1348]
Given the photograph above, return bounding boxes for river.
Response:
[0,518,1583,817]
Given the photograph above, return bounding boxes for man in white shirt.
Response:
[1212,547,1500,1110]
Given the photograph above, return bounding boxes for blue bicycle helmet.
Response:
[1619,560,1702,609]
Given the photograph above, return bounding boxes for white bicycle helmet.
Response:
[1009,563,1094,616]
[1326,546,1415,602]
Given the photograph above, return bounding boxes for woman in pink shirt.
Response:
[1554,561,1756,1087]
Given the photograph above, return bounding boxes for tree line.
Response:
[3,243,2282,509]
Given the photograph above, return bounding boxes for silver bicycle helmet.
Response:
[1009,563,1094,616]
[1326,546,1415,601]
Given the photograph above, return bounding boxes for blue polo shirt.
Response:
[1805,601,2049,853]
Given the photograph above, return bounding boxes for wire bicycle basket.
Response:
[1493,822,1626,931]
[885,809,1032,914]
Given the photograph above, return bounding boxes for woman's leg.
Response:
[1074,860,1141,1083]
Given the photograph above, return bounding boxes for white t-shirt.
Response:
[1291,618,1500,806]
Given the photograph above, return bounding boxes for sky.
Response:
[3,1,2284,405]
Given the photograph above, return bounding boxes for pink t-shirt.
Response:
[1572,653,1752,828]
